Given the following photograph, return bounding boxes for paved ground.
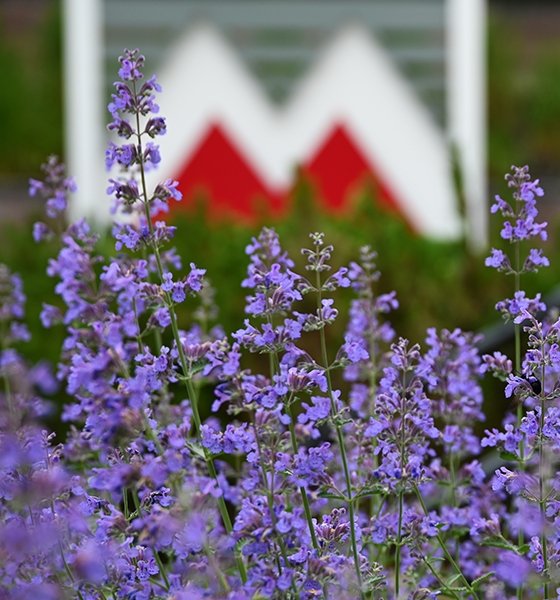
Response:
[0,180,43,224]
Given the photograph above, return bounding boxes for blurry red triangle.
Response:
[303,124,400,212]
[166,121,401,220]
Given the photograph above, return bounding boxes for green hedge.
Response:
[2,182,557,366]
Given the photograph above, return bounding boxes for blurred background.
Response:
[0,0,559,378]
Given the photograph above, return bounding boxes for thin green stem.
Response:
[260,339,301,594]
[131,490,170,590]
[421,556,460,600]
[394,367,407,598]
[414,485,479,600]
[514,235,525,600]
[315,270,363,596]
[395,491,403,598]
[1,332,14,418]
[153,550,170,590]
[45,444,85,600]
[2,365,12,416]
[253,420,288,576]
[122,487,129,520]
[539,361,549,599]
[204,544,231,593]
[287,405,320,551]
[132,299,145,354]
[58,539,85,600]
[448,448,461,561]
[266,311,320,559]
[366,330,382,524]
[449,452,457,508]
[132,86,247,583]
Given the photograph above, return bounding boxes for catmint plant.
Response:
[106,49,248,583]
[4,45,560,599]
[484,165,553,599]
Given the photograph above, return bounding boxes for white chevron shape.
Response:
[146,22,461,239]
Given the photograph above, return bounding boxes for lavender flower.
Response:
[29,155,76,220]
[8,48,560,599]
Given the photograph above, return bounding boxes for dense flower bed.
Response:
[0,49,558,599]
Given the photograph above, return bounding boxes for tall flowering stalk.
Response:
[343,246,398,419]
[419,328,485,541]
[485,165,551,597]
[299,232,365,594]
[7,44,560,598]
[106,48,249,583]
[0,260,82,598]
[486,166,548,413]
[236,227,318,558]
[229,229,374,596]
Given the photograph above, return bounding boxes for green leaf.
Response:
[189,362,207,376]
[480,539,517,552]
[516,544,530,555]
[499,451,518,461]
[472,571,495,588]
[448,526,470,538]
[186,442,208,459]
[318,491,347,501]
[446,573,463,586]
[353,487,383,500]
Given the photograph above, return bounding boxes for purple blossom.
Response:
[28,155,76,219]
[298,395,331,427]
[524,248,550,271]
[494,551,531,588]
[340,334,369,363]
[153,178,182,203]
[496,291,546,322]
[485,248,511,271]
[8,50,560,599]
[33,221,52,243]
[291,443,333,489]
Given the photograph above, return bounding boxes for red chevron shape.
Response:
[302,124,400,214]
[143,25,460,238]
[171,123,284,221]
[165,121,402,221]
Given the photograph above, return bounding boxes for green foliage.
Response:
[2,177,559,438]
[0,211,65,365]
[487,13,560,175]
[3,180,558,371]
[0,2,62,175]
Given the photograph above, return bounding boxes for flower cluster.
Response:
[486,165,549,322]
[2,50,560,599]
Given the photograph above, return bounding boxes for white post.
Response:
[446,0,487,249]
[63,0,106,224]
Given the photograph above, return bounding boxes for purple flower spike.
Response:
[486,165,549,276]
[29,155,76,222]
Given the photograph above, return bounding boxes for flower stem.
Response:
[0,332,14,418]
[395,367,407,598]
[204,544,231,593]
[315,270,363,596]
[287,406,320,551]
[539,360,549,599]
[132,92,247,583]
[395,490,403,597]
[253,419,291,578]
[132,490,170,590]
[122,487,129,520]
[414,485,479,600]
[421,556,460,600]
[514,236,525,600]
